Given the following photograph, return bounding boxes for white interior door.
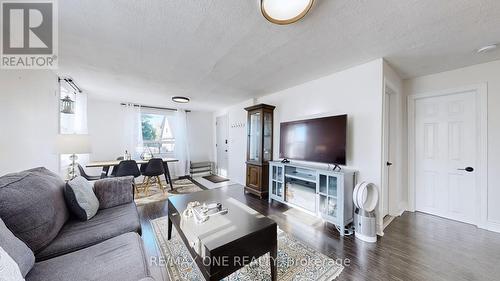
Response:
[382,88,399,217]
[415,91,477,224]
[382,91,391,217]
[216,115,229,177]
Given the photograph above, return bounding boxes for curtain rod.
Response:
[58,77,83,93]
[120,103,191,112]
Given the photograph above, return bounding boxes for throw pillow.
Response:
[0,167,70,253]
[0,247,25,281]
[64,176,99,221]
[0,218,34,277]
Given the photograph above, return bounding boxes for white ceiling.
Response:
[58,0,500,111]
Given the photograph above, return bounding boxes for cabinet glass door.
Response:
[328,176,337,197]
[271,165,284,200]
[248,112,261,161]
[319,175,327,194]
[318,174,338,220]
[276,182,283,197]
[271,181,283,198]
[327,197,337,217]
[319,194,338,219]
[263,112,272,161]
[272,165,283,181]
[319,195,328,215]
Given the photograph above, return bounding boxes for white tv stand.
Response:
[268,161,355,235]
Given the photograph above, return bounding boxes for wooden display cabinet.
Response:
[244,104,275,198]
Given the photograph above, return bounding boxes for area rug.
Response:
[134,179,203,206]
[202,174,230,183]
[151,217,343,281]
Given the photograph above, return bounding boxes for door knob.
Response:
[457,167,474,172]
[386,162,393,166]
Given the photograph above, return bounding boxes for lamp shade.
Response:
[55,134,91,154]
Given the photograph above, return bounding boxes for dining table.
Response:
[86,158,178,190]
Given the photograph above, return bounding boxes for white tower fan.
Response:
[353,182,379,243]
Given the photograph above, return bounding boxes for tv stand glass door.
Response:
[318,174,340,222]
[269,164,284,201]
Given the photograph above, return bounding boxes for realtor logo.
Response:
[1,0,58,69]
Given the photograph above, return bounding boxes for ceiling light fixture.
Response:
[60,95,75,114]
[477,44,498,54]
[261,0,314,25]
[172,96,190,103]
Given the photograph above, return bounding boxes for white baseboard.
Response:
[383,216,396,230]
[397,201,408,216]
[407,208,500,234]
[376,222,384,236]
[484,221,500,233]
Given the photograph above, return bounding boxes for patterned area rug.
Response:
[134,179,203,206]
[151,217,343,281]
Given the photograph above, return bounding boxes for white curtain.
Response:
[74,93,88,134]
[122,104,143,158]
[174,109,190,177]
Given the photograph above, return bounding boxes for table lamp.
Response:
[56,134,91,180]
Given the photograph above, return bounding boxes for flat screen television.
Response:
[279,114,347,164]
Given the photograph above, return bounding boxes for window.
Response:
[59,83,77,134]
[58,78,88,179]
[141,112,175,156]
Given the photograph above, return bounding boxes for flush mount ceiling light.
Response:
[261,0,314,25]
[172,96,190,103]
[476,44,498,54]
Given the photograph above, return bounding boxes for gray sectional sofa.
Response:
[0,167,154,281]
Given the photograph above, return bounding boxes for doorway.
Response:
[216,115,229,177]
[409,85,487,226]
[382,85,400,220]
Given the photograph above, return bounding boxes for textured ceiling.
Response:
[57,0,500,111]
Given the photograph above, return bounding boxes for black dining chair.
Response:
[140,162,148,175]
[77,164,101,181]
[141,158,166,196]
[115,160,141,195]
[110,156,124,177]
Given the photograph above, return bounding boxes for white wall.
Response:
[0,70,60,175]
[86,98,127,174]
[87,98,127,162]
[404,59,500,232]
[258,59,385,185]
[187,111,214,162]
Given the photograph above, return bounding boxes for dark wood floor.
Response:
[138,185,500,281]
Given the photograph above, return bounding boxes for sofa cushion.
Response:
[35,202,141,261]
[26,232,150,281]
[0,246,25,281]
[94,176,134,209]
[64,176,99,221]
[0,218,35,277]
[0,167,70,253]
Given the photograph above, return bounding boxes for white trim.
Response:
[381,85,390,217]
[381,80,405,217]
[485,221,500,233]
[395,201,407,217]
[407,83,488,229]
[383,215,396,230]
